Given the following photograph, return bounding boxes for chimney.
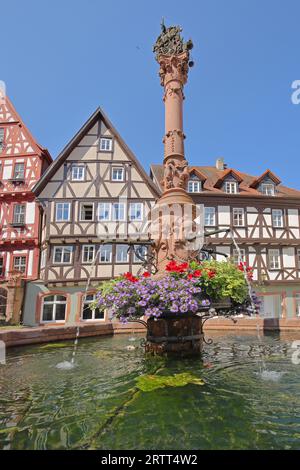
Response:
[216,157,225,171]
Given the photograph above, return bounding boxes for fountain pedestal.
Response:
[146,315,203,356]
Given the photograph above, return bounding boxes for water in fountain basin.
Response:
[55,360,75,370]
[228,233,283,380]
[1,332,299,450]
[56,246,104,369]
[256,370,286,382]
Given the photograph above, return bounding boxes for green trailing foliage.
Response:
[190,259,249,304]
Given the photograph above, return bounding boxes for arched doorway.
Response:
[0,288,7,321]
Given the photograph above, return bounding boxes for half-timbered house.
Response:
[151,158,300,320]
[0,96,52,323]
[22,108,159,326]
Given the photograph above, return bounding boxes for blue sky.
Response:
[1,0,300,188]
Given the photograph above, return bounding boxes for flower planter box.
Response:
[146,314,203,356]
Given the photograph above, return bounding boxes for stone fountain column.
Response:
[145,23,204,355]
[151,23,200,271]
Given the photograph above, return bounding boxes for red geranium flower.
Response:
[179,262,189,270]
[165,260,189,273]
[166,260,178,272]
[142,272,151,278]
[187,274,194,280]
[193,270,202,277]
[123,272,138,283]
[208,270,216,279]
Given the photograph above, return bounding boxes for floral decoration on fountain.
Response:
[93,259,260,323]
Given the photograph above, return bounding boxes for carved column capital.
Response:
[158,52,190,87]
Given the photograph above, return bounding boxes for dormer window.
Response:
[188,180,201,193]
[261,183,275,196]
[100,137,112,152]
[250,170,281,194]
[225,181,238,194]
[0,128,4,152]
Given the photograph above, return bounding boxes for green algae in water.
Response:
[93,350,113,358]
[136,372,205,392]
[39,342,70,350]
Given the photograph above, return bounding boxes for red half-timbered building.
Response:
[0,96,52,322]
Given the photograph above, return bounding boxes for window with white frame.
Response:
[42,295,67,322]
[232,248,246,264]
[13,204,26,224]
[261,183,275,196]
[233,208,245,226]
[133,245,148,263]
[188,180,201,193]
[13,162,25,179]
[204,207,216,226]
[296,294,300,317]
[80,203,94,221]
[100,137,112,152]
[112,167,124,181]
[116,245,129,263]
[268,249,280,270]
[71,165,85,181]
[272,209,283,227]
[82,245,95,263]
[112,202,125,221]
[13,256,26,273]
[53,246,73,264]
[0,128,4,152]
[56,202,71,222]
[81,294,105,321]
[129,202,143,221]
[99,244,112,263]
[98,202,111,221]
[225,181,238,194]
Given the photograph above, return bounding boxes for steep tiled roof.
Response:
[150,164,300,198]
